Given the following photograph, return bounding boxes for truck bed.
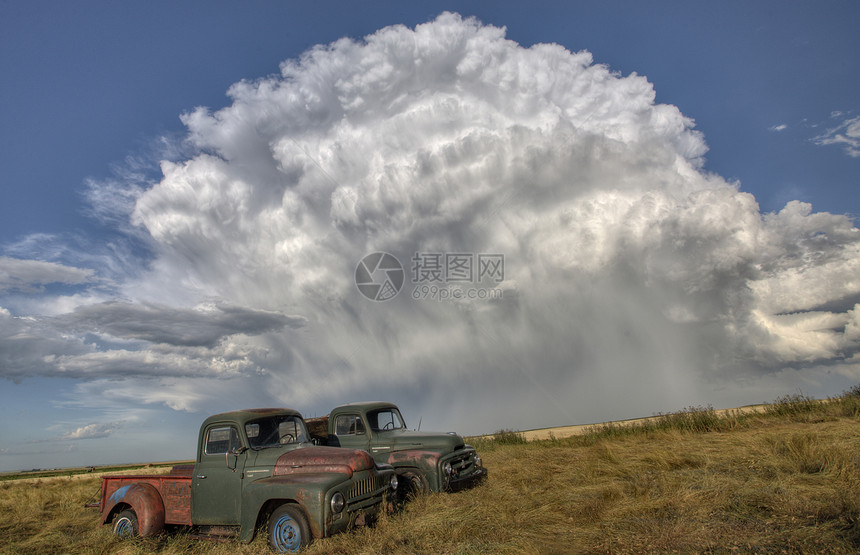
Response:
[100,473,193,526]
[305,415,330,440]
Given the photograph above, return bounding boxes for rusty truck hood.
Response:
[378,429,464,452]
[272,445,375,478]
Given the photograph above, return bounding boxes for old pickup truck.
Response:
[96,408,397,552]
[306,402,485,497]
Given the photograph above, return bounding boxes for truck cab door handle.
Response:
[196,475,207,479]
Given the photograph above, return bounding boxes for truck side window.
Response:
[205,426,241,455]
[335,414,365,436]
[368,409,404,431]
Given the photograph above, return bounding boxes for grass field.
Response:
[2,389,858,554]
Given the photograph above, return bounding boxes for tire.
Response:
[398,471,428,503]
[268,504,311,553]
[112,508,139,539]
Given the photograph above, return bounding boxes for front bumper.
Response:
[440,447,487,492]
[446,464,487,492]
[326,498,382,536]
[324,469,394,536]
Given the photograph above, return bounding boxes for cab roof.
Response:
[201,408,302,428]
[332,401,399,413]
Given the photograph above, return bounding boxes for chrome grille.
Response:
[348,473,384,501]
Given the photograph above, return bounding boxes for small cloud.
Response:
[769,124,788,132]
[813,115,860,158]
[27,421,124,443]
[60,422,120,440]
[0,257,95,293]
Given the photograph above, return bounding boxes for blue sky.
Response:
[1,1,859,472]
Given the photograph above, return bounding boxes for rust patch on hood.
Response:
[273,446,374,477]
[387,450,441,467]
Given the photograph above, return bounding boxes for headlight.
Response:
[390,474,398,491]
[330,492,345,514]
[476,456,483,468]
[443,462,453,475]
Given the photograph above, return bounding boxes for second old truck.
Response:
[96,408,397,553]
[306,402,486,497]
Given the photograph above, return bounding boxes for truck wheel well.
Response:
[105,502,132,525]
[255,499,304,536]
[397,469,429,501]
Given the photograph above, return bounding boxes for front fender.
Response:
[385,450,443,490]
[102,483,165,537]
[238,473,345,543]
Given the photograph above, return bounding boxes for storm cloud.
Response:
[61,301,305,347]
[4,13,860,433]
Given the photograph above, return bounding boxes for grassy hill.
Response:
[2,389,858,553]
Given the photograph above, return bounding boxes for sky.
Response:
[1,1,859,472]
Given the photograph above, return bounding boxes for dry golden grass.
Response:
[2,391,859,554]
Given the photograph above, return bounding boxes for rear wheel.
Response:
[112,508,139,538]
[268,504,311,553]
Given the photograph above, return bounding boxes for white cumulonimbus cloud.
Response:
[4,13,860,434]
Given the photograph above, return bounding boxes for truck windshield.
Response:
[245,415,309,449]
[368,408,406,432]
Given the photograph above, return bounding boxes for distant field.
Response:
[486,402,773,441]
[1,390,858,553]
[0,461,192,483]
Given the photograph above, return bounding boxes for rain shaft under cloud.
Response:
[3,13,860,444]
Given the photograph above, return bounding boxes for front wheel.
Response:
[112,508,139,538]
[268,504,311,553]
[397,471,428,504]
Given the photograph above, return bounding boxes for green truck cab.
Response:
[306,402,486,496]
[97,408,397,552]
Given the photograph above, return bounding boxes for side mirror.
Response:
[225,446,248,471]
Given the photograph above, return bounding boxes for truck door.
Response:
[330,413,370,451]
[368,408,404,458]
[192,423,246,525]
